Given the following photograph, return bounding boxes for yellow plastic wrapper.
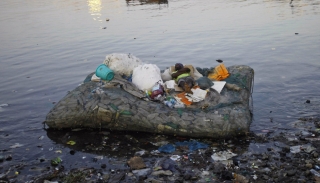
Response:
[208,63,229,81]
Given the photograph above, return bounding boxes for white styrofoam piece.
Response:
[211,81,226,93]
[165,80,176,89]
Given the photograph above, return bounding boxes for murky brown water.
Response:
[0,0,320,181]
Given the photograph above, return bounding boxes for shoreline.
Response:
[1,116,320,182]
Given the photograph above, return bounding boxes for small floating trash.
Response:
[51,157,62,166]
[10,143,23,149]
[211,151,237,161]
[170,155,181,161]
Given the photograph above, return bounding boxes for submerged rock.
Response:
[127,156,146,170]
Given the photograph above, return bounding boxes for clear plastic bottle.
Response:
[170,98,177,105]
[164,100,173,108]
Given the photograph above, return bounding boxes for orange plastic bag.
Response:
[208,63,229,81]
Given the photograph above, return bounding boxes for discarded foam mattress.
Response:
[44,65,254,138]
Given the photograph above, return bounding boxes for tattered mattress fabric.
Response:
[44,65,254,138]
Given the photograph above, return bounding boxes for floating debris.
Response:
[170,155,181,161]
[51,157,62,166]
[158,144,175,153]
[0,104,8,112]
[150,141,169,146]
[132,168,151,177]
[10,143,23,149]
[135,150,146,156]
[211,151,237,161]
[67,140,76,145]
[0,104,8,107]
[94,156,104,160]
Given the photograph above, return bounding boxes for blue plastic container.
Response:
[95,64,114,81]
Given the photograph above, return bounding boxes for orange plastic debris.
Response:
[208,63,229,81]
[176,92,192,106]
[192,85,200,89]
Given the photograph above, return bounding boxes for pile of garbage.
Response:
[93,53,237,109]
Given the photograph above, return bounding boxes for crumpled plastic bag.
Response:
[211,151,237,161]
[132,168,151,177]
[132,64,163,91]
[196,77,214,90]
[161,68,172,81]
[158,144,175,153]
[103,53,144,77]
[175,140,208,151]
[208,63,229,81]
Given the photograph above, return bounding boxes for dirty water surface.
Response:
[1,0,320,182]
[4,126,320,183]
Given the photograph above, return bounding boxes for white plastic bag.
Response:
[132,64,163,91]
[103,53,144,76]
[161,68,172,81]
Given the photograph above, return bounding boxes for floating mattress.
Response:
[45,65,254,138]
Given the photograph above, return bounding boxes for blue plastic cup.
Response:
[95,64,114,81]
